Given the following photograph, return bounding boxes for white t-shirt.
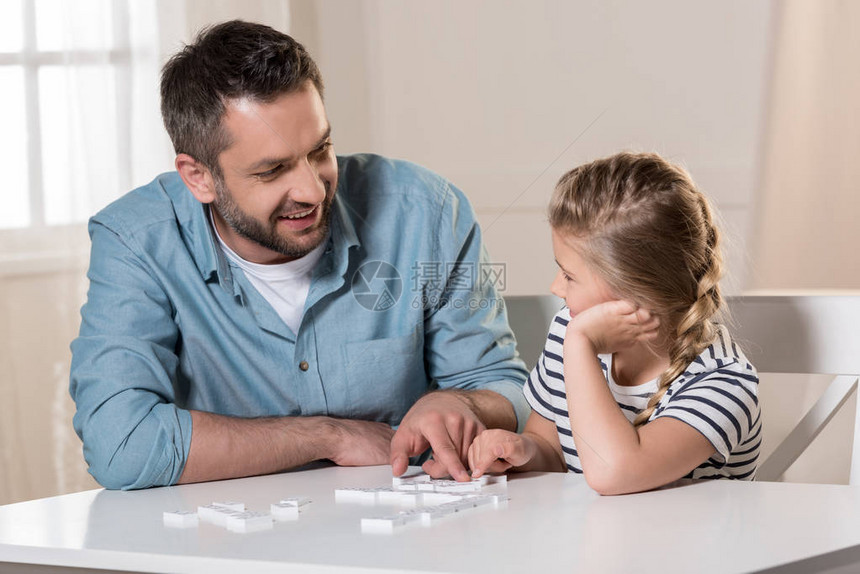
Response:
[523,307,761,480]
[210,212,325,334]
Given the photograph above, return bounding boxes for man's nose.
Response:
[289,159,327,205]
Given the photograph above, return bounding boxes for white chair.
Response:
[504,294,565,372]
[503,293,860,484]
[728,294,860,483]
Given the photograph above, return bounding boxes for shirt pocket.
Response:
[344,333,425,423]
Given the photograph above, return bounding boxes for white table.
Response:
[1,465,859,573]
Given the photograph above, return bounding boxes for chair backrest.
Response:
[504,293,860,483]
[727,295,860,483]
[504,295,564,371]
[728,295,860,375]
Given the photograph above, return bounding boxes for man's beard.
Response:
[212,176,333,260]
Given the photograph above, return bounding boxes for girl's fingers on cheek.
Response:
[635,308,653,322]
[611,300,636,315]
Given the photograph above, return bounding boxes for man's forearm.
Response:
[178,411,346,484]
[452,389,517,432]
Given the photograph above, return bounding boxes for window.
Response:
[0,0,131,231]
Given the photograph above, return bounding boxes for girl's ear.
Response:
[176,153,217,204]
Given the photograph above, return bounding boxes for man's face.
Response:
[211,83,337,264]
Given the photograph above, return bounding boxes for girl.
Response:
[468,152,760,495]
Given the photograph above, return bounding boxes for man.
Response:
[70,20,528,490]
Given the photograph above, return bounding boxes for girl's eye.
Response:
[563,272,574,282]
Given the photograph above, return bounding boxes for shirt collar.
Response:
[329,193,359,256]
[159,172,226,288]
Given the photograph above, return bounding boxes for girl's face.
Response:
[550,230,614,318]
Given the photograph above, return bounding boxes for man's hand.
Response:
[324,418,396,467]
[389,391,486,482]
[568,300,660,355]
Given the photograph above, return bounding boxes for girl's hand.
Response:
[567,300,660,355]
[467,429,537,478]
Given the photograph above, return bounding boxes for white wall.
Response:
[299,0,774,296]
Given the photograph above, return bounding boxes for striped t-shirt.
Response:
[523,307,761,480]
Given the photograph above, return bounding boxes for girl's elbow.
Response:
[584,471,627,496]
[582,462,641,495]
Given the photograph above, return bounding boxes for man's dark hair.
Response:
[160,20,324,176]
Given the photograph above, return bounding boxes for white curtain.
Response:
[0,0,170,505]
[750,0,860,290]
[43,0,172,224]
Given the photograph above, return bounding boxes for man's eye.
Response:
[255,165,283,178]
[313,141,332,156]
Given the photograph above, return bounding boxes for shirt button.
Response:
[299,361,309,372]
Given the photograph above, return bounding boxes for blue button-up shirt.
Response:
[70,154,529,490]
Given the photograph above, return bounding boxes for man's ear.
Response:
[176,153,217,204]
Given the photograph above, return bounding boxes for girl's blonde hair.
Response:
[548,152,724,427]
